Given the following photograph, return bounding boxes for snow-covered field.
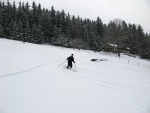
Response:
[0,38,150,113]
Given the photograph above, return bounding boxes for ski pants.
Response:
[67,61,72,68]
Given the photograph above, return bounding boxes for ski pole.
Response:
[74,63,77,72]
[58,60,67,67]
[74,62,77,69]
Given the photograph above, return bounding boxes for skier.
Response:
[67,54,75,68]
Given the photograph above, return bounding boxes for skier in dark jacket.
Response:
[67,54,75,68]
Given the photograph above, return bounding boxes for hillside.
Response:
[0,38,150,113]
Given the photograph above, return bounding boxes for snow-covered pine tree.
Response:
[0,24,4,38]
[24,21,31,42]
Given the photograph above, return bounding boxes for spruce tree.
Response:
[39,12,51,43]
[95,17,104,50]
[121,21,129,49]
[24,21,31,42]
[129,24,138,55]
[18,20,23,41]
[12,1,17,21]
[0,12,4,38]
[60,10,67,35]
[137,25,147,58]
[0,24,4,38]
[96,17,104,37]
[35,24,43,44]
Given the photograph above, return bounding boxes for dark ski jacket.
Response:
[67,56,75,63]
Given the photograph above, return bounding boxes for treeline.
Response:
[0,1,150,58]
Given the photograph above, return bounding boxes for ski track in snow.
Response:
[78,75,149,113]
[0,63,46,78]
[83,80,146,113]
[62,65,149,113]
[79,75,150,95]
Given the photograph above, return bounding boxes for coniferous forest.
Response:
[0,1,150,59]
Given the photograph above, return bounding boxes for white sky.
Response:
[4,0,150,33]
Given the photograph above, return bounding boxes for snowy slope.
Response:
[0,38,150,113]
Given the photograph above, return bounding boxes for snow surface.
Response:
[0,38,150,113]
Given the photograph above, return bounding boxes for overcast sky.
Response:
[4,0,150,33]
